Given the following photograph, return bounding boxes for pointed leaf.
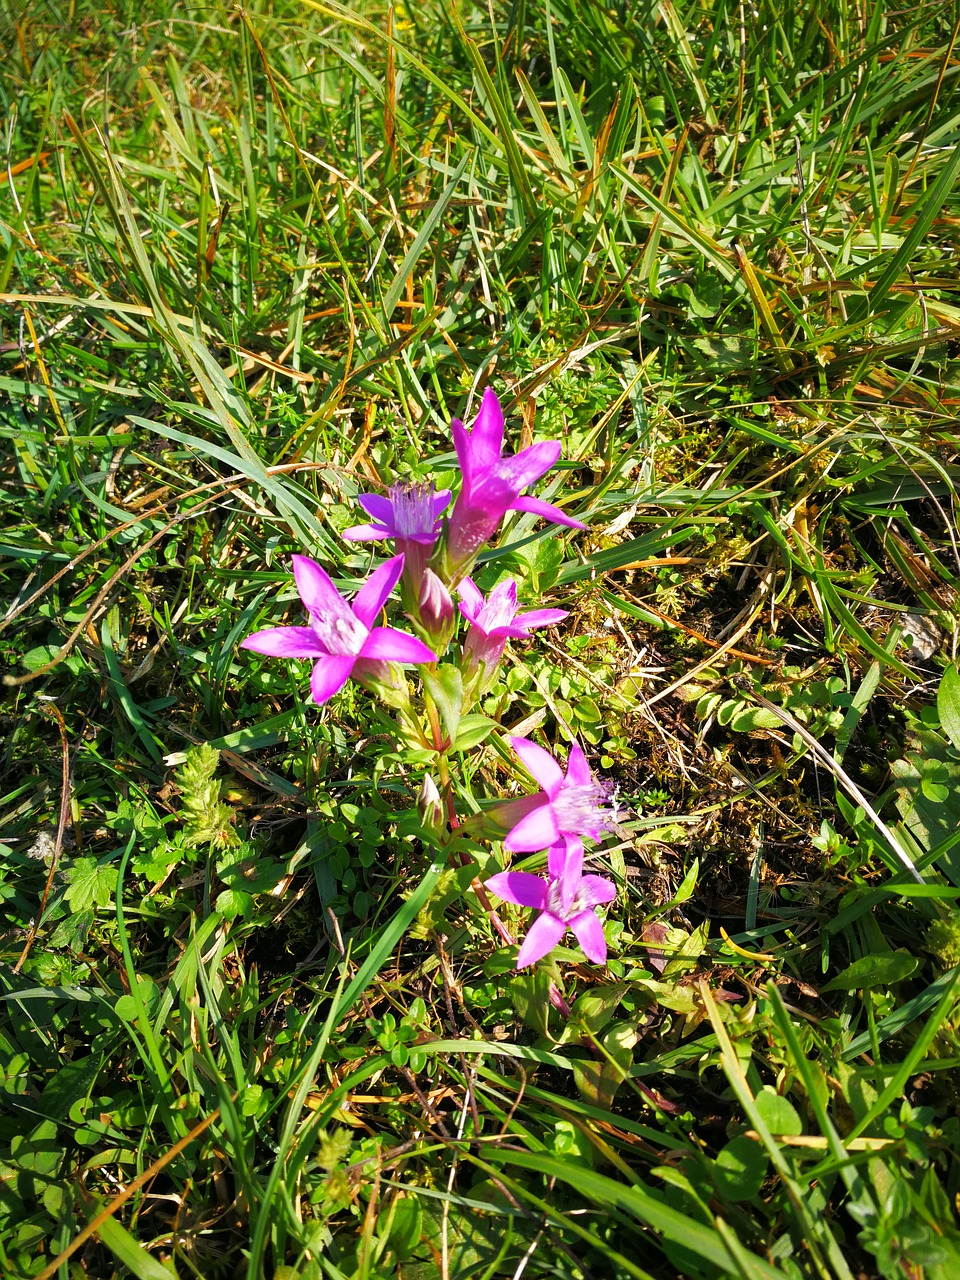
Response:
[421,664,463,746]
[822,951,918,992]
[938,664,960,753]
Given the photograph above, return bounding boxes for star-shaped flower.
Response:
[445,389,586,577]
[486,842,616,967]
[344,481,452,601]
[503,736,612,856]
[240,554,435,704]
[459,577,567,682]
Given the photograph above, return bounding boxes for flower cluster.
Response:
[485,737,617,966]
[243,388,581,706]
[241,388,617,970]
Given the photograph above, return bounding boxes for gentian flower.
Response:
[504,736,612,857]
[486,842,616,967]
[459,577,567,685]
[240,554,435,704]
[445,389,586,578]
[344,481,451,592]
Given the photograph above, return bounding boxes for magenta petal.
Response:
[498,440,562,492]
[564,741,593,788]
[360,626,436,663]
[485,871,548,909]
[292,555,351,621]
[580,874,617,908]
[517,912,566,968]
[560,842,584,915]
[462,473,517,516]
[504,802,560,853]
[510,737,565,794]
[469,388,506,468]
[240,626,326,658]
[510,494,587,529]
[560,835,584,863]
[569,909,608,964]
[495,623,544,639]
[451,418,472,482]
[309,654,356,704]
[342,522,389,542]
[547,842,570,880]
[515,608,568,631]
[483,579,518,625]
[432,489,453,517]
[351,554,405,628]
[463,630,507,672]
[357,493,395,525]
[457,577,485,619]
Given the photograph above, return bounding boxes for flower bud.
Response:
[417,569,455,649]
[417,773,446,839]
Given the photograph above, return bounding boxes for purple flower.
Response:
[486,842,616,967]
[240,554,436,704]
[459,577,567,682]
[344,481,452,593]
[445,389,586,576]
[343,481,451,546]
[504,737,612,856]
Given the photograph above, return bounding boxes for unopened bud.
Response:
[417,569,455,648]
[419,569,453,625]
[418,774,445,837]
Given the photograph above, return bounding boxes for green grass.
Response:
[2,0,960,1276]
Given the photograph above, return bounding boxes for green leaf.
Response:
[822,951,919,992]
[511,537,565,591]
[64,858,118,911]
[421,664,463,747]
[240,1085,264,1118]
[938,664,960,754]
[510,966,554,1038]
[451,713,497,751]
[49,909,94,951]
[215,889,254,919]
[730,706,787,732]
[754,1087,803,1137]
[558,982,629,1043]
[21,644,84,675]
[635,978,700,1015]
[572,1020,637,1109]
[713,1134,768,1202]
[37,1054,102,1121]
[549,1118,594,1168]
[115,976,161,1024]
[386,1194,423,1261]
[666,858,699,908]
[662,920,709,979]
[217,847,285,895]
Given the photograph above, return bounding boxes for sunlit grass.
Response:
[2,1,960,1277]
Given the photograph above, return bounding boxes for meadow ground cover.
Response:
[3,0,960,1275]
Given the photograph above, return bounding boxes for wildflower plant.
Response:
[241,389,616,974]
